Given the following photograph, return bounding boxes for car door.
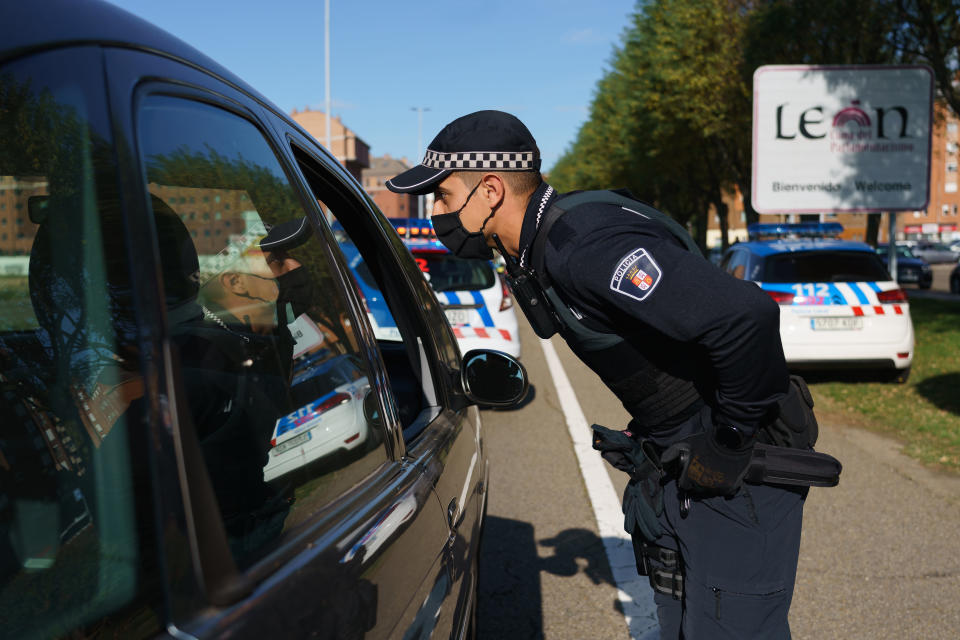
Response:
[104,48,465,639]
[268,121,487,640]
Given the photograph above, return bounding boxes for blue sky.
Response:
[106,0,637,172]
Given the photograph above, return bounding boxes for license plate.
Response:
[274,431,311,455]
[444,309,472,326]
[811,317,863,331]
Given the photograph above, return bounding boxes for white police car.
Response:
[391,219,521,359]
[720,223,914,382]
[263,354,372,482]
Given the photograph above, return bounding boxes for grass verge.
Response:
[807,296,960,473]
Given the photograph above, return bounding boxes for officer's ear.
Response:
[478,173,505,209]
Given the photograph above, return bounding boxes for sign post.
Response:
[752,64,934,282]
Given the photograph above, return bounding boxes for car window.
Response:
[878,246,916,259]
[0,49,162,638]
[411,251,495,292]
[761,251,890,283]
[289,146,445,443]
[137,95,389,570]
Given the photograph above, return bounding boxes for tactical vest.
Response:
[524,190,705,431]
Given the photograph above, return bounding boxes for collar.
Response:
[518,181,559,267]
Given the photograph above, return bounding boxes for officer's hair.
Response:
[456,170,542,198]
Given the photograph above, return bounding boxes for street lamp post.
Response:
[324,0,331,152]
[411,106,430,218]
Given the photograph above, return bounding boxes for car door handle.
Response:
[447,497,458,532]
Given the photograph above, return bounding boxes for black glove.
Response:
[591,424,643,474]
[661,426,754,497]
[592,424,664,542]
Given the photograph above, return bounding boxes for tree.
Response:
[890,0,960,117]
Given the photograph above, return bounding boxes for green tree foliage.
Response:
[890,0,960,117]
[551,0,751,251]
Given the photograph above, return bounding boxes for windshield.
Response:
[762,251,890,283]
[412,251,495,292]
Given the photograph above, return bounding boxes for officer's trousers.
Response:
[650,480,807,640]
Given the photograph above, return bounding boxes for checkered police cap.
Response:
[386,110,541,195]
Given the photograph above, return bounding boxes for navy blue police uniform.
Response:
[385,110,813,639]
[519,181,806,639]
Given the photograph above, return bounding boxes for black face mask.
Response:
[432,181,495,260]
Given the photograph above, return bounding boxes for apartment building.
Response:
[361,154,418,219]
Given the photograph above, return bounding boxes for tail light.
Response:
[764,289,794,305]
[877,288,908,303]
[498,273,513,311]
[315,392,352,413]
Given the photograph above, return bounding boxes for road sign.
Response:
[752,65,933,214]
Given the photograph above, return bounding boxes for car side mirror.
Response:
[459,349,529,408]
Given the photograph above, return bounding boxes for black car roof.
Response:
[1,0,260,104]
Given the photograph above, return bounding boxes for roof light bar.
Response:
[747,222,844,240]
[390,217,437,240]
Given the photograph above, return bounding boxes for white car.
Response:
[263,353,372,482]
[393,219,521,359]
[721,223,915,382]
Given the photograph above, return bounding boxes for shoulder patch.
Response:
[610,248,661,302]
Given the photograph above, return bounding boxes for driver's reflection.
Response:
[160,208,369,567]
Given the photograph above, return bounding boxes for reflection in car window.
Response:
[762,251,890,283]
[137,97,388,569]
[0,50,161,638]
[291,151,441,441]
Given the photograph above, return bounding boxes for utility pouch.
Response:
[634,541,684,600]
[759,375,819,449]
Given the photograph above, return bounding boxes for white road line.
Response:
[539,337,659,640]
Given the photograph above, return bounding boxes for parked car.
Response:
[951,262,960,294]
[392,218,521,358]
[875,244,933,289]
[910,241,959,264]
[721,223,914,382]
[0,2,529,638]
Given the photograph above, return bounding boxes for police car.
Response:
[390,219,520,358]
[263,354,372,482]
[720,223,914,382]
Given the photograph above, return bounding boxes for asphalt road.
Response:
[475,314,960,639]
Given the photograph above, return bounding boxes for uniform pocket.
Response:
[711,583,791,639]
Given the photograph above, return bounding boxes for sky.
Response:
[105,0,637,172]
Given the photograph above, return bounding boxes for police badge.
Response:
[610,248,662,302]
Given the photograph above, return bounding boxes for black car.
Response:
[876,244,933,289]
[0,2,528,638]
[951,262,960,294]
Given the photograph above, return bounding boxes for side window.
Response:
[137,96,387,569]
[0,50,161,637]
[291,148,446,442]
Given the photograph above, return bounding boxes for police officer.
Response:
[387,110,807,639]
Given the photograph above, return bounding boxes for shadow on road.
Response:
[915,372,960,416]
[477,518,617,639]
[539,528,615,587]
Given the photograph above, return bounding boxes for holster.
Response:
[758,375,818,449]
[635,540,683,600]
